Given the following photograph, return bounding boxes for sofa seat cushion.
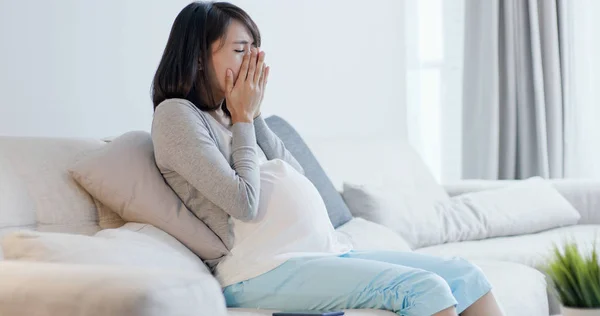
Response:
[0,261,226,316]
[417,226,597,316]
[415,224,600,269]
[2,223,210,275]
[471,260,549,316]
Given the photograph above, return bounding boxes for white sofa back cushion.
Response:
[0,136,105,236]
[306,139,448,201]
[2,223,209,275]
[0,159,36,236]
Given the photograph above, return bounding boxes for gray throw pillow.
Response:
[265,116,353,228]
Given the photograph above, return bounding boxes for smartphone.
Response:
[272,311,344,316]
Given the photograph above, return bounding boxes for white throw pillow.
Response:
[335,217,412,252]
[343,182,449,248]
[450,177,581,240]
[1,223,209,275]
[343,177,581,248]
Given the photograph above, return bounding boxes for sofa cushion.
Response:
[416,225,600,316]
[471,260,549,316]
[445,179,600,225]
[0,155,36,237]
[265,116,352,228]
[0,261,226,316]
[2,223,210,275]
[447,177,580,238]
[415,224,600,269]
[305,139,448,196]
[342,182,449,248]
[299,137,448,233]
[0,136,105,236]
[68,131,228,261]
[335,217,412,252]
[343,177,581,248]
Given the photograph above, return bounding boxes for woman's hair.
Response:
[151,1,261,111]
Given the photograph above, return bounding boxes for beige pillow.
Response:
[68,131,228,261]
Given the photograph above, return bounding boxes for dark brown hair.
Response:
[151,1,261,112]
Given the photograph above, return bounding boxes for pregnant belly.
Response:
[228,159,345,258]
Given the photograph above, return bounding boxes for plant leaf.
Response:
[544,239,600,308]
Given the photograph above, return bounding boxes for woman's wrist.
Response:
[231,113,253,124]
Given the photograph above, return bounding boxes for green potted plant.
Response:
[543,241,600,316]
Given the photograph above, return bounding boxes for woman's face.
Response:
[208,19,256,105]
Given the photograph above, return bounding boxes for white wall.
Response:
[0,0,406,144]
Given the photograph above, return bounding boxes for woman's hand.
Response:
[225,47,269,123]
[254,53,270,119]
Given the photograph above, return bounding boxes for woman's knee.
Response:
[448,257,489,284]
[405,270,458,315]
[409,270,454,299]
[373,268,456,315]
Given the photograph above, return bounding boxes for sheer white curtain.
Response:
[563,0,600,178]
[405,0,465,183]
[406,0,600,182]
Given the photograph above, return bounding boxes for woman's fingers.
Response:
[258,64,267,88]
[246,47,258,82]
[263,65,270,87]
[238,49,251,83]
[225,69,234,95]
[254,51,265,84]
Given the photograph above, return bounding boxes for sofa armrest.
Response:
[0,261,227,316]
[443,179,600,225]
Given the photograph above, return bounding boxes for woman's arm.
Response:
[253,114,305,175]
[152,100,260,222]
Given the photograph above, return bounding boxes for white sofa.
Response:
[1,133,596,316]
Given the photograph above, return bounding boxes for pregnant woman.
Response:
[150,2,504,315]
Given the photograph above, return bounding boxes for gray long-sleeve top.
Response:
[151,98,304,267]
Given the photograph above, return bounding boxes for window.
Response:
[405,0,465,183]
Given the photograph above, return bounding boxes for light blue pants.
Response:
[223,250,492,316]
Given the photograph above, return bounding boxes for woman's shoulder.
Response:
[153,98,209,124]
[151,98,213,140]
[151,98,218,163]
[155,98,202,115]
